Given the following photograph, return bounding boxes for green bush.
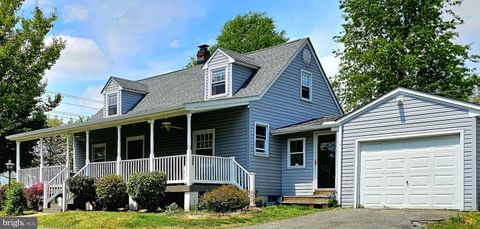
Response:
[96,175,128,211]
[0,185,8,210]
[327,192,338,208]
[200,185,249,212]
[127,172,167,212]
[4,182,26,215]
[66,175,97,208]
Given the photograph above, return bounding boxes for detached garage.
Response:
[337,88,480,211]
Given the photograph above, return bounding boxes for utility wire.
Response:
[46,90,103,104]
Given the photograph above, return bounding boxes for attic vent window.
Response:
[211,67,226,96]
[107,93,118,116]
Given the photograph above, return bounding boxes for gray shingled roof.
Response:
[272,115,342,135]
[7,38,308,140]
[111,77,148,93]
[219,48,259,68]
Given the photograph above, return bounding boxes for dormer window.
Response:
[211,67,226,96]
[107,92,118,116]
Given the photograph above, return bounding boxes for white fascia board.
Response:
[337,87,480,123]
[202,49,235,70]
[185,96,256,112]
[271,123,340,136]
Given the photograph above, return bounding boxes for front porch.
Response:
[15,108,255,211]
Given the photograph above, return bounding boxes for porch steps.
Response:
[43,203,62,213]
[282,189,334,206]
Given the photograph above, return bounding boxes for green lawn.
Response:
[428,212,479,229]
[37,205,320,228]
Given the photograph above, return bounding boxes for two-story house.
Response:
[7,38,480,211]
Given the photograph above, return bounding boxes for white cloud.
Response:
[91,0,206,55]
[45,35,109,81]
[169,40,181,48]
[80,85,104,108]
[320,55,340,80]
[63,4,88,23]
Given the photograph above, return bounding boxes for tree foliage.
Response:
[186,11,287,67]
[0,0,65,172]
[32,118,66,167]
[333,0,479,111]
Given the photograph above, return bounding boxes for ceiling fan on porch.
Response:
[160,121,184,131]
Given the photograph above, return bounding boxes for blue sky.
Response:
[20,0,480,119]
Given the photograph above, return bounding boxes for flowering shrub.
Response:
[24,183,44,210]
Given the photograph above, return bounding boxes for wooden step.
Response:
[282,195,329,205]
[314,188,335,197]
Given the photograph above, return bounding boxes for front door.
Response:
[317,134,336,188]
[127,136,144,159]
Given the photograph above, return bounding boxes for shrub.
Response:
[200,185,249,212]
[163,202,181,215]
[4,182,26,215]
[96,175,128,211]
[66,175,97,208]
[24,182,44,211]
[326,191,338,208]
[127,172,167,212]
[0,185,8,210]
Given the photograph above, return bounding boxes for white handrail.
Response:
[18,167,40,188]
[44,167,69,207]
[153,155,186,184]
[231,159,251,190]
[120,158,150,182]
[89,161,116,179]
[192,155,231,184]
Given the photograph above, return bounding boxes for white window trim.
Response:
[192,129,215,155]
[208,66,228,99]
[92,143,107,162]
[287,137,306,169]
[254,122,270,157]
[126,135,145,159]
[106,91,120,117]
[300,69,313,102]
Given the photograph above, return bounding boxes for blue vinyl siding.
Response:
[281,132,315,196]
[248,44,341,196]
[121,90,144,114]
[476,117,480,209]
[340,93,476,210]
[232,64,253,94]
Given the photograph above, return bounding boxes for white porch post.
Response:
[117,126,121,175]
[66,135,70,172]
[149,120,155,172]
[186,113,193,185]
[72,134,76,172]
[249,172,256,207]
[39,138,44,182]
[16,141,20,182]
[85,131,90,176]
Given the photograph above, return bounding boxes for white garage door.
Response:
[359,134,462,209]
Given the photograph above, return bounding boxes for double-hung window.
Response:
[92,143,106,162]
[255,123,269,156]
[107,93,118,116]
[288,138,305,168]
[211,68,226,96]
[300,70,312,101]
[193,129,215,156]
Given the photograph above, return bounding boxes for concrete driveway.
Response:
[240,208,458,229]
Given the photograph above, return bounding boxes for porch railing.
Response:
[120,158,150,182]
[90,161,116,179]
[44,167,69,209]
[154,155,186,184]
[60,154,255,210]
[192,155,231,184]
[18,165,65,188]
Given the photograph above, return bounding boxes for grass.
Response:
[37,205,321,228]
[428,212,480,229]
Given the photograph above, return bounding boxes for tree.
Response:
[186,11,288,67]
[333,0,479,111]
[32,118,66,167]
[0,0,65,172]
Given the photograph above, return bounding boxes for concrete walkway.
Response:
[240,208,458,229]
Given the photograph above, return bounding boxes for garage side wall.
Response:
[340,93,475,210]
